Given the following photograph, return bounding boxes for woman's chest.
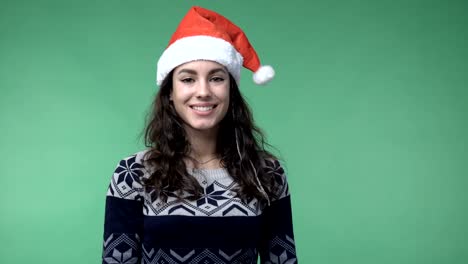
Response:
[142,180,263,217]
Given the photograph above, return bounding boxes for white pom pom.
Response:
[253,65,275,85]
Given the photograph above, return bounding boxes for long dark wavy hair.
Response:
[142,70,279,204]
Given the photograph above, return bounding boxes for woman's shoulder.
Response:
[261,155,286,178]
[262,156,291,201]
[113,149,150,175]
[106,149,150,200]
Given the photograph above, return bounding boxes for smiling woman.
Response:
[171,61,231,136]
[102,6,297,264]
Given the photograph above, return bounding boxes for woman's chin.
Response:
[185,123,219,133]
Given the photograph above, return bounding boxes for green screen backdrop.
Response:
[1,0,467,263]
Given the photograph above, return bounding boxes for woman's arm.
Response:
[259,159,298,264]
[102,154,145,264]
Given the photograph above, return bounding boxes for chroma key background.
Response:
[1,0,467,263]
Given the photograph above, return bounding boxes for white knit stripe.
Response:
[156,35,243,85]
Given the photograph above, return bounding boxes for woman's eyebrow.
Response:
[176,69,197,75]
[208,68,228,75]
[176,68,228,75]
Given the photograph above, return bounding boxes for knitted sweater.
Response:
[102,150,297,263]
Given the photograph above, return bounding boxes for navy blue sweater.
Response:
[102,150,297,263]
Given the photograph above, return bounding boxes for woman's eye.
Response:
[181,78,194,83]
[211,77,225,82]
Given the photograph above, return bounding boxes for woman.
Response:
[102,6,297,264]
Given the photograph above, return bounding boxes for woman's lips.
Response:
[190,104,218,116]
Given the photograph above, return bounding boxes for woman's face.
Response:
[171,60,230,135]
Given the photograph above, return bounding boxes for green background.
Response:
[1,0,467,263]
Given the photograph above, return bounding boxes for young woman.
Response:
[102,6,297,264]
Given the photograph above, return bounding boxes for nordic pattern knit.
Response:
[102,150,297,263]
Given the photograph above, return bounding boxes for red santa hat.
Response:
[156,6,275,86]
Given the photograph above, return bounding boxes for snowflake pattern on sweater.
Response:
[102,150,297,263]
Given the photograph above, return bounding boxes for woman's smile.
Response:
[171,60,230,132]
[190,103,218,115]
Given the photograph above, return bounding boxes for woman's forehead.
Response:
[174,60,227,73]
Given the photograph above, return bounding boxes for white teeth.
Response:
[192,106,213,111]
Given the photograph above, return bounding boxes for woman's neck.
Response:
[184,126,220,169]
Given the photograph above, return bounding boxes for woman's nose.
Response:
[196,80,212,98]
